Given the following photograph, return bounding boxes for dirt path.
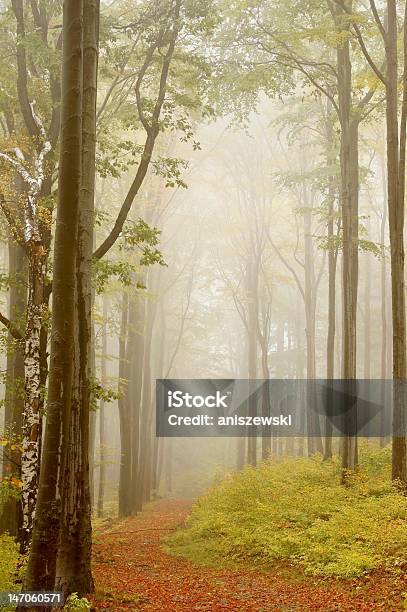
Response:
[91,499,405,611]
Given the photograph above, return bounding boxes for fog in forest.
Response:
[65,99,390,507]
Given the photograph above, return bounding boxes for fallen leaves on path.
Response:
[90,499,406,611]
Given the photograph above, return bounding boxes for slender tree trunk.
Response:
[130,287,144,513]
[272,318,285,456]
[20,248,47,550]
[340,120,359,479]
[151,294,166,492]
[138,282,159,507]
[247,256,258,466]
[261,374,271,460]
[0,234,27,537]
[335,1,359,481]
[324,131,337,461]
[89,391,96,507]
[89,305,97,509]
[97,297,107,517]
[363,234,371,379]
[236,436,246,470]
[237,335,248,469]
[165,439,173,493]
[386,0,407,484]
[380,153,389,447]
[294,290,304,457]
[303,204,323,455]
[118,292,132,517]
[156,438,164,493]
[6,1,58,555]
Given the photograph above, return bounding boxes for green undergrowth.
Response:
[166,445,407,579]
[0,533,20,611]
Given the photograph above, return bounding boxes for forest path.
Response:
[90,499,403,611]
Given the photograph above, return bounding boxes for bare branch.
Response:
[96,36,139,122]
[267,229,305,301]
[0,310,24,340]
[164,266,194,378]
[93,1,182,260]
[369,0,386,42]
[315,248,327,292]
[11,0,42,142]
[332,0,386,85]
[259,40,340,117]
[0,152,35,187]
[0,194,26,249]
[135,42,160,133]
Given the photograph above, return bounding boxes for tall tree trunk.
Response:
[6,1,58,554]
[24,0,84,594]
[20,247,47,550]
[336,1,359,481]
[97,296,107,517]
[0,234,27,537]
[89,304,97,509]
[236,436,246,470]
[295,290,304,457]
[386,0,407,484]
[118,292,132,517]
[272,317,285,456]
[237,335,248,469]
[89,387,96,507]
[165,439,173,493]
[380,152,389,447]
[247,255,258,466]
[363,236,371,379]
[55,0,99,593]
[303,204,323,455]
[138,282,158,508]
[151,294,166,492]
[324,124,337,461]
[130,287,144,513]
[156,438,164,493]
[261,370,271,460]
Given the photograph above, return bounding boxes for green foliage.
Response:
[93,217,166,292]
[96,0,219,177]
[317,234,383,258]
[63,593,91,611]
[316,233,342,253]
[357,238,383,258]
[90,378,121,412]
[121,218,162,253]
[152,156,189,188]
[93,260,136,294]
[0,424,23,503]
[96,139,144,179]
[0,534,20,611]
[121,218,166,267]
[167,447,407,578]
[0,478,22,507]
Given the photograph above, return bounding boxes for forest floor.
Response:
[90,499,406,611]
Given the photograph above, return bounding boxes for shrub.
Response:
[64,593,91,611]
[167,446,407,578]
[0,533,20,611]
